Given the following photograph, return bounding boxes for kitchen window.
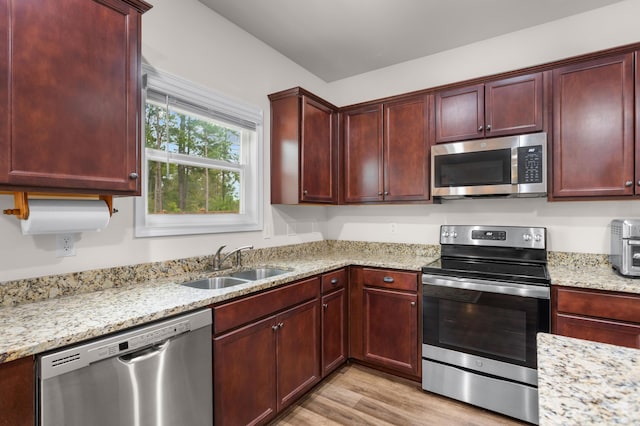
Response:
[135,66,263,237]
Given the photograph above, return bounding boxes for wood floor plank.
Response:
[270,363,527,426]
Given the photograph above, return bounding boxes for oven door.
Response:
[422,274,549,372]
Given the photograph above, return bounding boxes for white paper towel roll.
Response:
[20,199,111,235]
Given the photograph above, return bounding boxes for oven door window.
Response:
[433,149,511,188]
[423,285,549,369]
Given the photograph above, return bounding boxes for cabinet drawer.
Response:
[214,277,320,334]
[321,268,347,293]
[555,313,640,349]
[362,268,418,292]
[556,287,640,324]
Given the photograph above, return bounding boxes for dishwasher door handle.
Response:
[118,340,170,364]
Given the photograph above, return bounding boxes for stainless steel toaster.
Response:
[610,219,640,277]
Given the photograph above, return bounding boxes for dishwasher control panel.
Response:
[39,308,212,380]
[90,320,190,361]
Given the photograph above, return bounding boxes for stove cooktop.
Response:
[422,257,551,286]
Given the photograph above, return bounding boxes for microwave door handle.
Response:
[422,274,550,299]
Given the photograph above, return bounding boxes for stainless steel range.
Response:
[421,225,550,425]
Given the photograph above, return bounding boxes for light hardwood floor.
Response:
[271,363,528,426]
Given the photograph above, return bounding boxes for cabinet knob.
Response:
[478,126,483,132]
[637,181,640,186]
[129,172,139,179]
[323,303,328,309]
[303,190,308,195]
[272,324,279,331]
[278,322,284,329]
[384,191,389,196]
[378,192,383,196]
[486,124,491,131]
[410,301,416,307]
[625,181,633,187]
[330,278,338,285]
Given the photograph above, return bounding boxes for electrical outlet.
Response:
[56,234,76,257]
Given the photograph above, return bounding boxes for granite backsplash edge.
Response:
[0,241,607,307]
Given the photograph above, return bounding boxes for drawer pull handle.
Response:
[330,278,338,285]
[383,276,394,283]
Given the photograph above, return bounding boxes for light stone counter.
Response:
[2,240,640,367]
[549,264,640,294]
[0,247,435,363]
[537,333,640,425]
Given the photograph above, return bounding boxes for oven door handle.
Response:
[422,274,550,299]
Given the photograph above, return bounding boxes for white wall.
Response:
[327,199,640,254]
[1,0,639,282]
[326,0,640,106]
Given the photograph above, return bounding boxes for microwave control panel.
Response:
[517,145,543,183]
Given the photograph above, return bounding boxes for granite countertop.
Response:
[537,333,640,425]
[549,264,640,294]
[0,250,433,363]
[2,242,640,365]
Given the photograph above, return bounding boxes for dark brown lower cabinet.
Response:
[213,315,277,426]
[320,268,348,377]
[0,356,34,426]
[321,287,347,376]
[553,286,640,348]
[363,287,419,377]
[212,278,320,426]
[349,267,420,380]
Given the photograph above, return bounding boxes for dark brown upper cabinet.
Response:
[551,53,635,199]
[434,73,544,143]
[343,95,430,203]
[0,0,151,195]
[269,87,338,204]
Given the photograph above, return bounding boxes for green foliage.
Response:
[145,102,241,214]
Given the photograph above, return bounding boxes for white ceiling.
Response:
[198,0,626,82]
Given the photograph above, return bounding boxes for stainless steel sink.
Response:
[229,267,291,281]
[182,276,249,289]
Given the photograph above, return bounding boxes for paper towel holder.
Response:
[2,192,115,220]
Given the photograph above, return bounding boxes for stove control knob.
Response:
[443,231,450,238]
[452,232,458,238]
[523,234,532,241]
[534,234,542,242]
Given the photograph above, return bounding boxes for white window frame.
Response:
[135,66,263,237]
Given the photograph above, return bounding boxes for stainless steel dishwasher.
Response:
[37,308,212,426]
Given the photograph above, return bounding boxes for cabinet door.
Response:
[0,0,145,194]
[300,96,337,203]
[321,287,347,376]
[384,95,430,201]
[0,357,33,426]
[636,50,640,189]
[213,316,277,426]
[276,298,321,411]
[434,84,484,143]
[363,287,419,377]
[343,105,384,202]
[552,53,635,198]
[485,73,543,137]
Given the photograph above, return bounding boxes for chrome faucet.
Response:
[212,245,254,270]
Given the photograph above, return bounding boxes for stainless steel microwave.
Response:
[431,133,547,198]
